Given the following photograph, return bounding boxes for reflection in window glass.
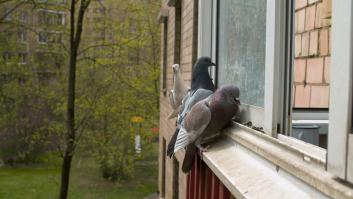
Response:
[218,0,266,107]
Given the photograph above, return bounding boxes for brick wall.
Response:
[158,0,198,198]
[293,0,331,108]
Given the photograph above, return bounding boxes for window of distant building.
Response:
[18,53,27,64]
[4,7,12,21]
[38,31,62,44]
[2,52,11,63]
[19,11,27,23]
[19,30,27,42]
[38,10,65,26]
[39,0,66,4]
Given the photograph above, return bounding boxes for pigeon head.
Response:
[195,56,216,68]
[218,85,241,106]
[191,56,216,91]
[172,64,180,74]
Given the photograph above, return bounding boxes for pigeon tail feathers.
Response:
[173,127,189,153]
[167,128,179,158]
[182,144,197,173]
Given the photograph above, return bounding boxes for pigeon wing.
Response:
[173,100,211,153]
[168,90,176,109]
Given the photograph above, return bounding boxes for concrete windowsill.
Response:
[202,123,353,199]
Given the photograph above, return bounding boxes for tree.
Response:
[73,0,161,181]
[59,0,91,198]
[0,1,66,164]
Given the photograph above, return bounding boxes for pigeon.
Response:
[166,88,213,157]
[172,85,241,173]
[168,64,189,119]
[168,56,216,119]
[166,57,216,157]
[190,56,216,92]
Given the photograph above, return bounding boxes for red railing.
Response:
[187,155,235,199]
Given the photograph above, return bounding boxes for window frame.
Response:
[199,0,287,134]
[37,9,66,26]
[38,30,62,44]
[327,0,353,183]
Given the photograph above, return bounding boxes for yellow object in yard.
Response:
[131,116,143,123]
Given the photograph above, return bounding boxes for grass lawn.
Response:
[0,144,158,199]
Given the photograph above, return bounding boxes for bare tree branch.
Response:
[0,1,25,23]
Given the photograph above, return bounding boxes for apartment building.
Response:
[158,0,353,198]
[0,0,67,69]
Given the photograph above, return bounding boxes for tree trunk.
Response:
[59,152,73,198]
[59,0,90,198]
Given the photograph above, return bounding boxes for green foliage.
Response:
[0,38,62,164]
[74,0,161,181]
[0,0,160,182]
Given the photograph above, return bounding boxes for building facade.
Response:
[158,0,353,198]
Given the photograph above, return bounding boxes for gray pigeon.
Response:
[166,57,216,157]
[166,89,213,157]
[172,85,240,173]
[168,64,189,119]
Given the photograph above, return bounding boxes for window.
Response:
[200,0,353,185]
[218,0,267,107]
[2,52,12,63]
[39,0,66,4]
[38,10,65,25]
[38,31,62,44]
[19,11,27,23]
[54,0,66,4]
[4,7,12,21]
[290,0,331,149]
[19,30,27,42]
[18,53,27,64]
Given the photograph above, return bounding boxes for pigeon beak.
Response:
[211,62,217,66]
[234,97,241,105]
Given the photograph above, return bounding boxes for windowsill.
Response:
[202,122,353,199]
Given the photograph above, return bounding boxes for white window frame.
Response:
[327,0,353,183]
[199,0,353,184]
[37,9,66,25]
[198,0,286,134]
[38,30,62,44]
[19,30,27,43]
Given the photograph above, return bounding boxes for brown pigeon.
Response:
[172,85,240,173]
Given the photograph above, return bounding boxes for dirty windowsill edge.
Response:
[201,122,353,199]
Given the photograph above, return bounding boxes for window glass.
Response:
[19,11,27,23]
[38,11,64,25]
[291,0,331,148]
[4,7,12,21]
[218,0,267,107]
[19,30,26,42]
